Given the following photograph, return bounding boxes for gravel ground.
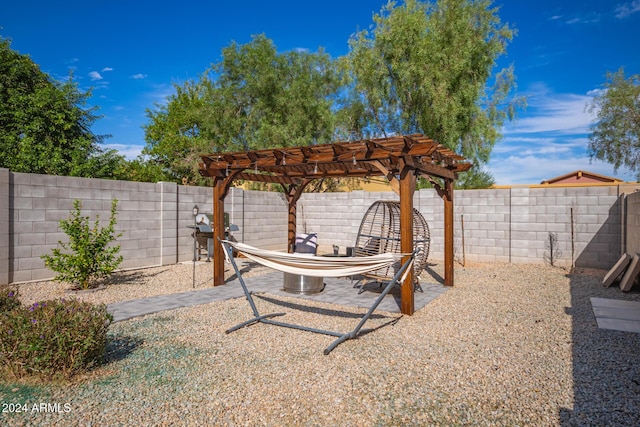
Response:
[12,259,272,307]
[3,261,640,426]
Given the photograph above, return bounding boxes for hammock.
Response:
[222,240,410,278]
[219,240,417,355]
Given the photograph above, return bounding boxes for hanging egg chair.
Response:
[354,200,430,284]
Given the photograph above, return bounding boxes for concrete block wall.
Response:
[9,172,157,282]
[231,188,288,250]
[627,191,640,255]
[563,186,621,268]
[0,166,631,284]
[507,186,620,268]
[3,169,216,284]
[0,169,9,285]
[297,186,623,270]
[299,189,516,264]
[448,188,512,264]
[159,182,178,266]
[298,191,402,253]
[174,183,213,263]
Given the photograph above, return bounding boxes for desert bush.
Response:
[41,199,123,290]
[0,298,113,381]
[0,287,21,313]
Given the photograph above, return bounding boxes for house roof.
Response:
[540,170,623,185]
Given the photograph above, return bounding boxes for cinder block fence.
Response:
[627,191,640,255]
[0,167,638,285]
[298,185,633,270]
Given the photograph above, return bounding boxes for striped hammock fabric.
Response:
[222,240,411,278]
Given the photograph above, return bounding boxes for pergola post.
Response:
[213,179,226,286]
[399,167,416,315]
[286,180,313,253]
[286,185,297,253]
[444,178,454,287]
[212,172,241,286]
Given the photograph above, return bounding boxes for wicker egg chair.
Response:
[354,201,430,286]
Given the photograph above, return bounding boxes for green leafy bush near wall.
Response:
[41,199,123,290]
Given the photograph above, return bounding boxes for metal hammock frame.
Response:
[220,239,416,355]
[354,201,430,284]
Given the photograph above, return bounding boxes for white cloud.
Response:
[565,13,601,25]
[586,88,605,97]
[493,136,556,154]
[488,86,637,185]
[504,87,595,135]
[88,71,103,81]
[489,153,633,185]
[104,143,143,160]
[131,73,148,80]
[145,83,176,107]
[615,1,640,18]
[519,145,573,156]
[102,67,114,72]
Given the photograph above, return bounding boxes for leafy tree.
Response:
[342,0,525,188]
[0,36,124,178]
[587,68,640,180]
[143,79,213,184]
[116,156,174,183]
[454,168,495,189]
[213,35,341,150]
[143,34,343,185]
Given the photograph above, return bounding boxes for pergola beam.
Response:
[200,134,470,314]
[235,172,303,186]
[370,160,400,195]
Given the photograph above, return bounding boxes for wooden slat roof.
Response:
[199,134,471,183]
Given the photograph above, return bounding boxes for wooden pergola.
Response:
[198,134,471,315]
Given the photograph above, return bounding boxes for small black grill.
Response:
[194,223,213,261]
[189,213,237,261]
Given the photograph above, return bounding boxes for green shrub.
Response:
[0,287,21,313]
[41,199,123,290]
[0,298,113,381]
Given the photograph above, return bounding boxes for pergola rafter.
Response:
[199,134,471,315]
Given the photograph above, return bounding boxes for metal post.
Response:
[192,205,199,288]
[461,214,466,267]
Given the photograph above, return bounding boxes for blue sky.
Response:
[2,0,639,184]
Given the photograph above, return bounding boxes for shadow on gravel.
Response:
[224,260,263,283]
[560,269,640,426]
[254,293,392,320]
[249,293,402,341]
[103,268,168,287]
[103,335,144,365]
[422,262,444,284]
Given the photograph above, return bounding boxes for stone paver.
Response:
[108,272,448,322]
[591,297,640,333]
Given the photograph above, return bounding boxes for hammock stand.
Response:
[220,240,416,355]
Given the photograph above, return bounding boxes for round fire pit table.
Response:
[283,273,324,294]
